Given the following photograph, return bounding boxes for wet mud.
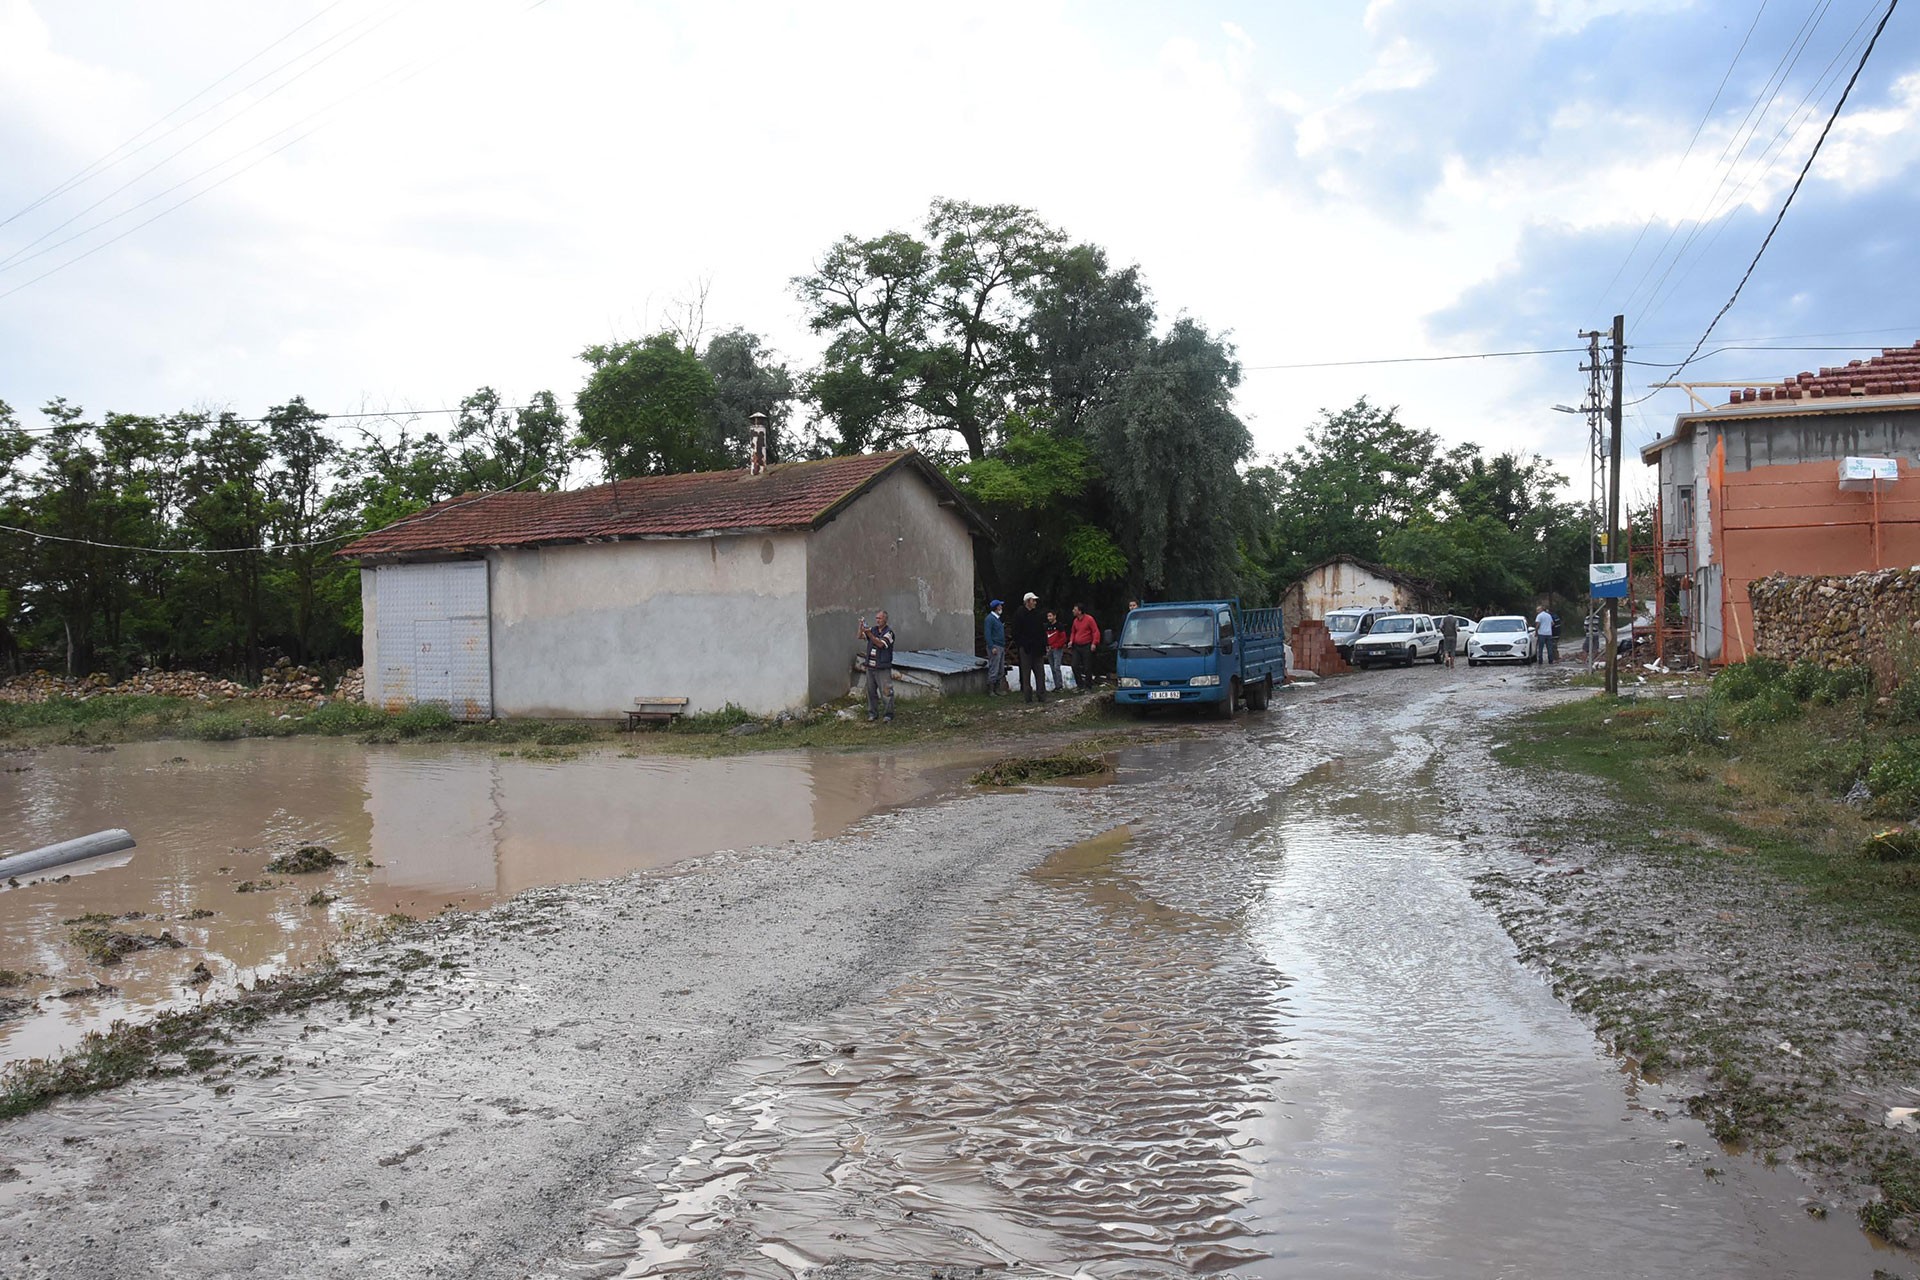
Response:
[0,739,984,1064]
[0,669,1907,1278]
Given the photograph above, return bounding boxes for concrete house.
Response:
[1641,341,1920,665]
[340,450,990,719]
[1279,555,1436,633]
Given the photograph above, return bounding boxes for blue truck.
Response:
[1113,600,1289,718]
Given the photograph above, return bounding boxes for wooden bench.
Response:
[624,696,689,729]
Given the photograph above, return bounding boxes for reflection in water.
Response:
[0,740,954,1065]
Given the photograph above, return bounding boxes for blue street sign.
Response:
[1589,562,1628,599]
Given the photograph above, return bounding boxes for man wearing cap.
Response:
[1010,592,1049,703]
[983,599,1007,695]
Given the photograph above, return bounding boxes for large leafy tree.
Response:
[1091,320,1253,599]
[576,333,724,477]
[448,387,575,493]
[796,199,1067,461]
[699,329,799,461]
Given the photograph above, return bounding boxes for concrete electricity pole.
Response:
[1606,314,1625,696]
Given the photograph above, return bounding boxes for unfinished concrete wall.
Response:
[1750,569,1920,682]
[805,466,974,705]
[488,533,809,717]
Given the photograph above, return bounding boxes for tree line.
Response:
[0,197,1591,680]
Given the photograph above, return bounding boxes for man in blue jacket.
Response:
[983,599,1006,695]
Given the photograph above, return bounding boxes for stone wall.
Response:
[1748,569,1920,678]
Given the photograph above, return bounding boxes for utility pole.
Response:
[1606,314,1625,696]
[1577,330,1606,673]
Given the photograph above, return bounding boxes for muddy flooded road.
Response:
[0,739,978,1064]
[0,671,1904,1278]
[554,672,1891,1279]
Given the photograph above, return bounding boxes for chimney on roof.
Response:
[748,413,768,476]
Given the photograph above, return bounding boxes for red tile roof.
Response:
[340,450,985,560]
[1724,341,1920,405]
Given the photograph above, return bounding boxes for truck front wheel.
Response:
[1213,682,1239,719]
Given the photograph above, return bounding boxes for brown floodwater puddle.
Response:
[0,738,980,1065]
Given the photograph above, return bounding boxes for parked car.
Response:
[1350,613,1442,668]
[1325,606,1400,662]
[1434,613,1476,652]
[1467,615,1535,665]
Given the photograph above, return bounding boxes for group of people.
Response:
[983,594,1104,704]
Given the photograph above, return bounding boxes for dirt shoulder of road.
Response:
[1462,671,1920,1243]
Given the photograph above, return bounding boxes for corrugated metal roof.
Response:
[892,648,986,675]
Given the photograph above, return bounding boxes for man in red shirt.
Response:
[1069,603,1100,689]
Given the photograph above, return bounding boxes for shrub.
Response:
[1794,740,1870,793]
[1664,693,1723,751]
[1889,675,1920,726]
[1781,661,1826,701]
[1813,665,1871,706]
[390,704,456,738]
[1868,742,1920,816]
[1714,658,1782,703]
[183,712,250,742]
[300,702,386,735]
[673,703,754,732]
[1733,685,1802,729]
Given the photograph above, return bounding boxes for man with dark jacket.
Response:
[1010,591,1049,703]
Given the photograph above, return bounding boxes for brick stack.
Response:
[1289,620,1351,676]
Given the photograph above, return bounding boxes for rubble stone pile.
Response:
[334,667,365,703]
[0,662,367,706]
[1749,569,1920,673]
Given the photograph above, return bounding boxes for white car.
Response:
[1434,613,1476,653]
[1350,613,1443,668]
[1467,615,1535,665]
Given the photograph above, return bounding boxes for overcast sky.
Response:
[3,0,1916,503]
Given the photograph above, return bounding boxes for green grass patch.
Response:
[970,752,1108,787]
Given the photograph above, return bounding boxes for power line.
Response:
[1242,347,1588,371]
[0,1,351,229]
[1649,0,1899,389]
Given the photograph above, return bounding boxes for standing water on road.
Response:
[0,738,972,1065]
[556,672,1897,1278]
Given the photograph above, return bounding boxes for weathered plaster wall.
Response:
[1280,562,1421,633]
[488,534,809,717]
[804,467,975,705]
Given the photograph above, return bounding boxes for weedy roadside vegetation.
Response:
[1503,651,1920,1238]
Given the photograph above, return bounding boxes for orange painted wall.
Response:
[1715,459,1920,661]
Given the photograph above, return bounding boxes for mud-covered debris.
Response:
[233,879,280,894]
[68,925,186,966]
[178,909,215,920]
[0,997,31,1023]
[306,890,338,908]
[969,753,1107,787]
[186,962,213,987]
[1861,827,1920,862]
[265,846,345,875]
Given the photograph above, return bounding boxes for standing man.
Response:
[859,610,895,722]
[983,599,1006,696]
[1440,613,1458,669]
[1011,591,1048,704]
[1045,610,1068,694]
[1069,603,1101,689]
[1534,605,1557,665]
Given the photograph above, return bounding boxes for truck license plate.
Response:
[1147,690,1180,700]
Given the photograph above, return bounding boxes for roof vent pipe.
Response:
[748,413,768,476]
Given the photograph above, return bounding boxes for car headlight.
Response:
[1117,676,1141,688]
[1189,674,1220,686]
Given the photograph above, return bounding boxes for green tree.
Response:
[1091,320,1253,599]
[576,333,724,477]
[1024,243,1154,437]
[448,387,575,493]
[796,199,1067,461]
[181,412,277,678]
[699,329,799,461]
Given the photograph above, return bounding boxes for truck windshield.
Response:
[1326,613,1362,635]
[1119,609,1216,655]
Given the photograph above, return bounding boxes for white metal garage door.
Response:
[374,561,492,720]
